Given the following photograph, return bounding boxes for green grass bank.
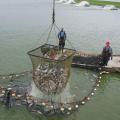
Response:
[75,0,120,8]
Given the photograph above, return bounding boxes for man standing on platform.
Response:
[101,41,113,66]
[58,28,66,53]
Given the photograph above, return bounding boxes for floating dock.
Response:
[104,55,120,72]
[72,51,120,73]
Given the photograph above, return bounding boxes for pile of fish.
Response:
[33,63,68,95]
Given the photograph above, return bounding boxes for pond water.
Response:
[0,0,120,120]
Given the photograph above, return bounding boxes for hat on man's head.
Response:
[106,40,110,45]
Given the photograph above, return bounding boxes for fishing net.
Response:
[28,44,76,95]
[0,67,101,116]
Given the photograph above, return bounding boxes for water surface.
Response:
[0,0,120,120]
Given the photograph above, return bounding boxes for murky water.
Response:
[0,0,120,119]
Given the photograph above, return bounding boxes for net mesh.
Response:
[28,44,76,95]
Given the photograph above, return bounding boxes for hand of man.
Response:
[111,56,113,60]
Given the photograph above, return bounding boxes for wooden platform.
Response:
[72,51,120,73]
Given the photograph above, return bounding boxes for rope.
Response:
[53,25,59,46]
[46,24,54,44]
[54,23,60,31]
[34,25,52,44]
[28,0,76,50]
[45,0,56,44]
[66,38,76,50]
[44,0,58,45]
[28,25,52,50]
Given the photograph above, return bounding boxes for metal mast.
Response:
[52,0,55,24]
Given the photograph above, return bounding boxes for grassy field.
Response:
[75,0,120,8]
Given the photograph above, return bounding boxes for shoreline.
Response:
[75,0,120,8]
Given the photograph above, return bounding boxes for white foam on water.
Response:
[56,0,68,3]
[30,81,73,103]
[30,81,44,98]
[103,5,118,10]
[75,1,90,7]
[64,0,76,4]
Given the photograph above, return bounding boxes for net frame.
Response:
[27,44,76,95]
[27,44,75,61]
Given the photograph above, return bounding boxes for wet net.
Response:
[0,67,101,116]
[27,44,76,95]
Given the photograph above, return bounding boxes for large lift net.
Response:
[28,44,75,95]
[26,0,76,95]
